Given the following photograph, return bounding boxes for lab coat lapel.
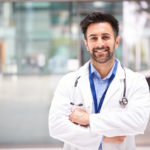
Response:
[102,63,125,108]
[77,62,93,112]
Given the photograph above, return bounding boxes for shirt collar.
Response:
[90,59,117,80]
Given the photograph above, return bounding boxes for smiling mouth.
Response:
[94,48,109,53]
[93,47,109,53]
[95,49,107,53]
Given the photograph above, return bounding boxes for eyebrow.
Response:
[89,33,111,37]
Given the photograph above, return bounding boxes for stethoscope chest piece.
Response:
[119,97,128,106]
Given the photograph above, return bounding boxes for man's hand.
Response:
[69,108,90,126]
[104,136,126,143]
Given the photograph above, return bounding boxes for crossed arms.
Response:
[69,108,126,143]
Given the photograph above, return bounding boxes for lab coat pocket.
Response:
[71,86,89,111]
[102,136,135,150]
[102,141,126,150]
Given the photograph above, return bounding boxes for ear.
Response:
[114,36,120,49]
[84,39,89,51]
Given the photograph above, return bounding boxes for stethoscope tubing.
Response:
[72,65,128,107]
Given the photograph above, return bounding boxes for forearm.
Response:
[69,107,146,136]
[69,104,149,137]
[89,107,149,136]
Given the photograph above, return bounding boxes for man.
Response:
[49,12,150,150]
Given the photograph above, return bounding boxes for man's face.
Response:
[84,22,120,64]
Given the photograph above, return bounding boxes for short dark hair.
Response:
[80,12,119,39]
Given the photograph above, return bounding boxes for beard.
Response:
[90,45,115,64]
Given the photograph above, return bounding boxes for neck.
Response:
[91,58,115,79]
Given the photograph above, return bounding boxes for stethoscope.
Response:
[119,66,128,106]
[73,66,128,107]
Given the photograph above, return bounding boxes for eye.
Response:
[102,36,110,40]
[90,36,98,41]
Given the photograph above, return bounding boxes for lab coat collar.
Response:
[78,59,125,80]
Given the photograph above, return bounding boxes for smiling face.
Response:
[84,22,120,64]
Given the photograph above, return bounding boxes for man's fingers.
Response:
[117,136,126,142]
[104,136,126,143]
[69,108,89,126]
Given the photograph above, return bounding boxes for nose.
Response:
[96,37,104,47]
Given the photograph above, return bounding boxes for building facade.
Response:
[0,1,149,75]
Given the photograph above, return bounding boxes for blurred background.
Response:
[0,0,150,149]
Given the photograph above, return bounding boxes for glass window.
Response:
[123,1,150,71]
[1,1,150,75]
[0,2,79,75]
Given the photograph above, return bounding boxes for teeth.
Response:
[96,50,106,53]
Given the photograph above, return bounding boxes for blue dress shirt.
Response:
[90,60,117,113]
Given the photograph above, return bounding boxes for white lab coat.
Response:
[49,60,150,150]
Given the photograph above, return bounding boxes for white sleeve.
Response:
[90,74,150,137]
[49,74,102,150]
